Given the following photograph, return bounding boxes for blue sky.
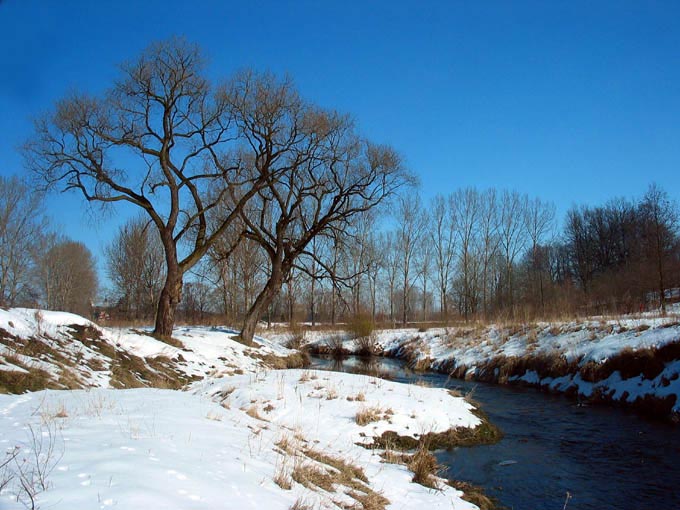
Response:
[1,0,679,280]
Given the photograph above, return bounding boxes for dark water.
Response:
[310,355,680,510]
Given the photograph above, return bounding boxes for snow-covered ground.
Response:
[0,308,297,390]
[0,309,490,509]
[0,372,482,509]
[283,309,680,418]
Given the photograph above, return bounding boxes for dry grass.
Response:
[346,392,366,402]
[245,405,267,421]
[292,462,335,492]
[408,445,440,488]
[256,351,311,370]
[304,448,367,483]
[274,434,388,510]
[289,498,314,510]
[448,480,497,510]
[355,406,392,426]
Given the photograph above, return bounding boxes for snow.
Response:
[0,374,481,510]
[0,307,296,389]
[0,308,486,509]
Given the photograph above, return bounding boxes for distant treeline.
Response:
[101,182,679,325]
[2,168,676,326]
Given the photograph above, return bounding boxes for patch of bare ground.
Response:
[368,407,502,450]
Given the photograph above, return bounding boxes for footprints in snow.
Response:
[167,469,201,501]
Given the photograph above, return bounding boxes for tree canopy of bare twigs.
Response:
[25,38,409,342]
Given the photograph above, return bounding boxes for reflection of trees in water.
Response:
[316,355,397,380]
[353,356,395,380]
[330,357,346,372]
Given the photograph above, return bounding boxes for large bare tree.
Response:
[229,72,409,343]
[24,39,266,338]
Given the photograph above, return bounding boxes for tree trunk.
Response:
[241,264,285,345]
[310,275,316,327]
[153,267,182,339]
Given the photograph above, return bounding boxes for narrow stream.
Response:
[310,355,680,510]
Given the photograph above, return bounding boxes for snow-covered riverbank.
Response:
[293,313,680,421]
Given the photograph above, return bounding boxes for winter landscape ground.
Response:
[0,308,497,510]
[2,306,680,508]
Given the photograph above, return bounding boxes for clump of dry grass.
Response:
[289,498,313,510]
[274,434,388,510]
[355,406,393,426]
[257,351,310,370]
[274,455,293,490]
[304,448,367,483]
[245,405,267,421]
[346,392,366,402]
[408,445,441,488]
[448,480,497,510]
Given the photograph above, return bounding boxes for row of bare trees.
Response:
[150,183,676,326]
[0,176,98,316]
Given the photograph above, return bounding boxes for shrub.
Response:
[285,322,306,350]
[325,334,347,358]
[348,314,375,339]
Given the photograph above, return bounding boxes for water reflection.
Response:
[319,355,397,380]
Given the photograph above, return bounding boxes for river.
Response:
[310,355,680,510]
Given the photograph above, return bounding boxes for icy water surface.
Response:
[311,355,680,510]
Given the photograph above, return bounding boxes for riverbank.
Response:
[290,314,680,422]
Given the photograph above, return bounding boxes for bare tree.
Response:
[524,197,556,312]
[24,39,267,339]
[498,190,528,312]
[430,194,456,322]
[380,231,400,326]
[230,72,410,343]
[395,194,426,326]
[106,214,165,319]
[451,188,480,320]
[478,189,500,317]
[40,240,97,316]
[0,176,47,306]
[640,183,678,314]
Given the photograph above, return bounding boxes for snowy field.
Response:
[0,308,487,509]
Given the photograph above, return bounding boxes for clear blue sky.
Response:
[1,0,679,279]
